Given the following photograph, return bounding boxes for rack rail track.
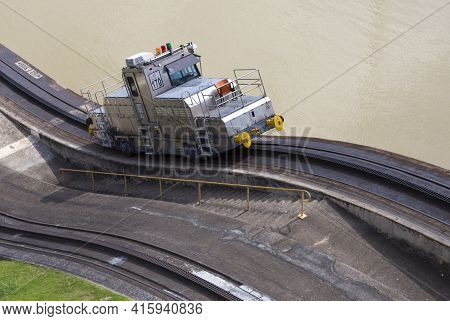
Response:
[254,138,449,203]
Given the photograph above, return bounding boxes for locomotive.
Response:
[82,42,284,156]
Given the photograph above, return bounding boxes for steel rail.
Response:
[0,228,188,301]
[254,137,449,191]
[253,142,450,205]
[0,210,261,301]
[0,92,92,144]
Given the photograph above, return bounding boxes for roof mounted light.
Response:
[125,52,154,67]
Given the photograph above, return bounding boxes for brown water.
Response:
[1,0,449,168]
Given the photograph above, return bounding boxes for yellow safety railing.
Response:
[59,168,312,219]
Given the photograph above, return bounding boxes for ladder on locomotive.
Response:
[194,92,214,156]
[95,114,113,148]
[194,117,213,156]
[139,123,159,155]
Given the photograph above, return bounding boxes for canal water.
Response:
[0,0,449,168]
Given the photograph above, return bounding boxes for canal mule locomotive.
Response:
[83,42,284,156]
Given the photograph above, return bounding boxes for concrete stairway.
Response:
[63,173,309,234]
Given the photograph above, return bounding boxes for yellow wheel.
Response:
[86,118,95,137]
[241,131,252,148]
[274,115,284,131]
[88,124,95,136]
[86,118,95,136]
[266,115,284,131]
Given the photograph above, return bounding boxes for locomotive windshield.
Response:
[166,55,201,87]
[168,65,199,86]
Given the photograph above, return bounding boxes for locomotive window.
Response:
[168,65,199,87]
[126,76,139,97]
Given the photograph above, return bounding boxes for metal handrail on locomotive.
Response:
[82,42,285,156]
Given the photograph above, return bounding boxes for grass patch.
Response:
[0,259,128,301]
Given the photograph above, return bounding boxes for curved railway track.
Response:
[0,229,187,301]
[0,210,266,301]
[254,137,449,203]
[0,77,90,141]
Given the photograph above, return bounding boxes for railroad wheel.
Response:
[241,131,252,148]
[119,141,133,157]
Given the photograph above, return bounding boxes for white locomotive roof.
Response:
[155,77,222,100]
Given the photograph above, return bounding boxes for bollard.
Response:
[298,191,308,220]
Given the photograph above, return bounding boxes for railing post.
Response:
[124,175,128,197]
[246,187,250,211]
[197,183,202,205]
[91,173,95,193]
[298,191,308,220]
[159,179,163,201]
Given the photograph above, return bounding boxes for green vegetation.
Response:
[0,259,128,301]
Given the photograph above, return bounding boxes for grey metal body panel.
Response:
[103,97,139,136]
[155,77,221,99]
[222,97,273,136]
